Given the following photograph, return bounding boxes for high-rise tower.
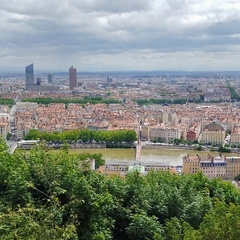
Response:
[69,66,77,90]
[25,63,34,90]
[48,73,53,83]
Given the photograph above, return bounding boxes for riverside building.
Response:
[183,154,240,180]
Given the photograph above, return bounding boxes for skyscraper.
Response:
[69,66,77,90]
[25,63,34,90]
[36,77,41,86]
[48,73,53,84]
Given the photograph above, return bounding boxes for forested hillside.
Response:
[0,139,240,239]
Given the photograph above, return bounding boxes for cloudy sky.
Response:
[1,0,240,72]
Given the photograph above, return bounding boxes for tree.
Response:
[198,201,240,240]
[126,212,164,240]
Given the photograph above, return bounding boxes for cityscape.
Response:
[1,64,240,179]
[1,1,240,239]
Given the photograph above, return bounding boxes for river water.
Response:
[70,148,240,166]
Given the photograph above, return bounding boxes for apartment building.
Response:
[183,155,240,179]
[0,114,10,139]
[225,157,240,180]
[199,121,225,145]
[141,124,150,140]
[149,124,181,142]
[230,127,240,146]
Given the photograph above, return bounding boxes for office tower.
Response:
[107,76,112,83]
[36,77,41,86]
[25,63,34,90]
[69,66,77,90]
[48,73,53,83]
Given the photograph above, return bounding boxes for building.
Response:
[17,140,39,149]
[25,63,35,90]
[36,77,41,86]
[149,125,181,142]
[225,157,240,180]
[187,130,197,141]
[48,73,53,83]
[104,160,175,176]
[199,121,226,145]
[182,155,240,180]
[69,66,77,90]
[230,126,240,147]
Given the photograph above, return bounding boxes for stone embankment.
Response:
[142,144,194,150]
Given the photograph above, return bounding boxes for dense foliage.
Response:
[22,97,121,105]
[134,98,203,105]
[226,81,240,100]
[1,137,240,239]
[0,98,15,106]
[24,129,137,145]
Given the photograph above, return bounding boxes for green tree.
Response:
[198,201,240,240]
[126,212,164,240]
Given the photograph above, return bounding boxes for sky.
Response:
[1,0,240,72]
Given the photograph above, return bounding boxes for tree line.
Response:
[134,98,203,106]
[0,137,240,239]
[0,98,15,106]
[24,129,137,145]
[226,81,240,100]
[22,97,121,105]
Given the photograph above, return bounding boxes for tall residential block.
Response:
[25,63,34,90]
[69,66,77,90]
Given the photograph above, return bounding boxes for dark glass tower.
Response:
[69,66,77,90]
[25,63,34,90]
[48,73,53,83]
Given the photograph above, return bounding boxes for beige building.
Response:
[141,125,150,140]
[149,125,181,142]
[0,123,9,139]
[230,126,240,146]
[230,132,240,146]
[200,131,225,145]
[183,155,240,180]
[225,157,240,180]
[200,121,225,145]
[0,114,10,139]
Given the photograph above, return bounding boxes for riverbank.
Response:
[59,142,240,155]
[67,147,240,166]
[142,143,240,154]
[142,144,194,150]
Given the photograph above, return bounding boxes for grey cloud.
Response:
[0,0,240,72]
[71,0,152,13]
[207,19,240,35]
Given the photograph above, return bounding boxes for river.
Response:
[69,148,240,166]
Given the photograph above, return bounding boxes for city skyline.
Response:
[1,1,240,72]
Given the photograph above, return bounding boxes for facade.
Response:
[200,121,226,145]
[149,125,181,142]
[25,63,35,90]
[141,125,150,140]
[69,66,77,90]
[186,130,197,140]
[48,73,53,83]
[200,131,225,145]
[0,123,9,139]
[183,155,240,179]
[225,157,240,180]
[36,77,41,86]
[230,127,240,146]
[104,160,174,176]
[0,114,10,139]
